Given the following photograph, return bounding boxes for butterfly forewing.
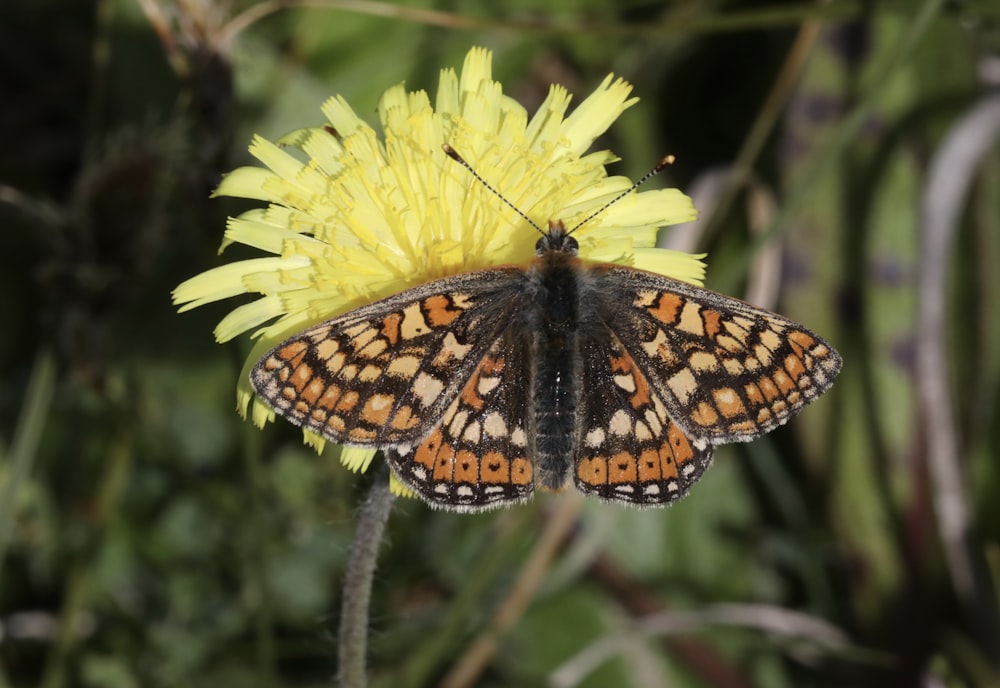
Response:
[597,265,842,446]
[386,330,536,511]
[573,327,713,505]
[251,269,525,447]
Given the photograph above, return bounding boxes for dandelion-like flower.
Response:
[173,47,703,491]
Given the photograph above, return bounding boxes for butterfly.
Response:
[250,217,842,512]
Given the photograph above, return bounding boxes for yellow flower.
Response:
[173,47,703,486]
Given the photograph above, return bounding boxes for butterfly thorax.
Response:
[528,221,591,490]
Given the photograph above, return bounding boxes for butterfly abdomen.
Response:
[530,251,586,490]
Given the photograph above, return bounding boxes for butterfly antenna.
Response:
[567,154,676,234]
[442,144,546,237]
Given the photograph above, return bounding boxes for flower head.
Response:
[174,47,703,483]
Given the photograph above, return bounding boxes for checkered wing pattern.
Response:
[386,330,536,511]
[574,327,713,505]
[598,266,842,446]
[251,269,522,447]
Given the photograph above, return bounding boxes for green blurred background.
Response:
[2,0,1000,686]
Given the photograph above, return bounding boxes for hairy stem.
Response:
[338,463,395,688]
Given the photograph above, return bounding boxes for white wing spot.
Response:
[715,387,737,405]
[483,412,508,438]
[677,301,704,335]
[644,408,663,435]
[387,355,421,377]
[412,372,444,407]
[667,368,697,405]
[754,344,773,366]
[463,422,481,443]
[609,410,632,436]
[689,351,718,372]
[343,323,369,337]
[316,338,340,361]
[477,374,501,396]
[510,427,527,447]
[722,357,745,376]
[448,410,469,437]
[401,303,431,339]
[442,331,473,360]
[641,329,669,358]
[613,374,636,392]
[369,393,392,410]
[585,427,606,448]
[759,328,782,350]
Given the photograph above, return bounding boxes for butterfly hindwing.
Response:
[251,268,525,447]
[386,330,536,511]
[573,326,713,505]
[596,265,842,446]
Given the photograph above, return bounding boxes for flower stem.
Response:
[338,463,395,688]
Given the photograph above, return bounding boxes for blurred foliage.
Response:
[2,0,1000,686]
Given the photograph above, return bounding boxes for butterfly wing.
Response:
[386,329,537,511]
[595,265,842,446]
[573,326,713,505]
[251,268,526,447]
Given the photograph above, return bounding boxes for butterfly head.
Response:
[537,220,579,256]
